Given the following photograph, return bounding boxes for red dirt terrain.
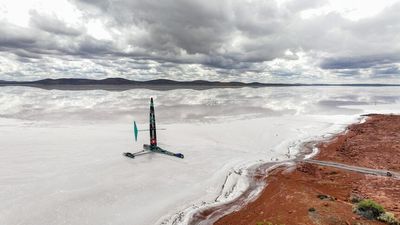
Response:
[214,114,400,225]
[316,114,400,171]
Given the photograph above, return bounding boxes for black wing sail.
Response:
[123,97,184,159]
[149,98,157,147]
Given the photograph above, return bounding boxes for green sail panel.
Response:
[134,121,138,141]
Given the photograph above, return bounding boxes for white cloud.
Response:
[327,0,399,20]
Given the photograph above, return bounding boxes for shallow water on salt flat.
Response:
[0,86,399,225]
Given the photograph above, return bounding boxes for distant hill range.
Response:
[0,78,399,90]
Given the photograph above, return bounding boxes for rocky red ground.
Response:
[213,114,400,225]
[316,114,400,171]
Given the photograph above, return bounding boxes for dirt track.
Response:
[303,159,400,179]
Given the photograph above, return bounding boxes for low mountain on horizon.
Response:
[0,78,398,91]
[0,78,268,86]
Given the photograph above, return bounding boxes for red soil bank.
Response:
[214,114,400,225]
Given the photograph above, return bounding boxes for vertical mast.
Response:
[149,97,157,147]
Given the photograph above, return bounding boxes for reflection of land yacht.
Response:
[123,98,184,159]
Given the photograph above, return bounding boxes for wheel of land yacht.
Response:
[123,152,135,158]
[175,153,184,159]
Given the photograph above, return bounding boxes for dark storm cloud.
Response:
[320,54,400,69]
[0,17,112,60]
[70,0,400,72]
[29,10,83,36]
[331,69,362,77]
[0,21,64,58]
[315,3,400,71]
[370,65,400,79]
[0,0,399,82]
[0,22,37,50]
[76,37,113,55]
[73,0,305,67]
[374,66,400,75]
[14,50,42,59]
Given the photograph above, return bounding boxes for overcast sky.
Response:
[0,0,399,83]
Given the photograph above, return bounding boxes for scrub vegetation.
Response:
[353,199,399,225]
[378,212,400,225]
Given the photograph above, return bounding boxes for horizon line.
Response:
[0,77,399,86]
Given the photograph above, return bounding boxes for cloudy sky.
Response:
[0,0,399,83]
